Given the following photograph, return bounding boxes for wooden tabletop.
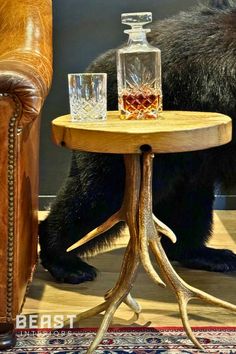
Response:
[52,111,232,154]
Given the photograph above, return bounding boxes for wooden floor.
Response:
[22,211,236,328]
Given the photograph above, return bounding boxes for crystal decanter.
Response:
[117,12,162,120]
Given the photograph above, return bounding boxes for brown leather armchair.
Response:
[0,0,52,347]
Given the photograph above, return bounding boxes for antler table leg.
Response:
[140,151,236,350]
[67,150,236,354]
[85,155,142,353]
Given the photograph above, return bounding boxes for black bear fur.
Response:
[39,0,236,283]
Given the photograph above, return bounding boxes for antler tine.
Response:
[76,301,108,322]
[105,289,141,315]
[150,238,236,349]
[176,280,236,349]
[188,283,236,313]
[178,295,204,350]
[86,237,140,354]
[67,209,124,252]
[87,283,138,354]
[153,213,177,243]
[139,236,166,288]
[123,293,142,314]
[139,151,166,288]
[86,298,122,354]
[150,238,206,348]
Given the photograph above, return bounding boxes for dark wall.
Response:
[39,0,204,208]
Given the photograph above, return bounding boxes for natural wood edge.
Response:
[51,111,232,154]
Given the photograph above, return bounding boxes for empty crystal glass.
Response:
[68,73,107,122]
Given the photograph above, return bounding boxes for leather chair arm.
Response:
[0,0,53,127]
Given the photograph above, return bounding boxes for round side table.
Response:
[52,111,235,353]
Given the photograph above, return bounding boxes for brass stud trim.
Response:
[1,93,21,321]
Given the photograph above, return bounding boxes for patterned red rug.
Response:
[2,327,236,353]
